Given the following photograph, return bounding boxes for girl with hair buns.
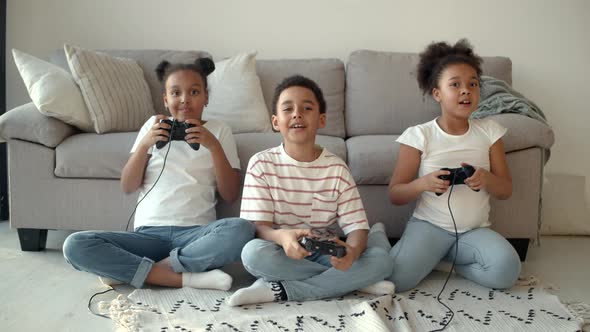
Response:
[63,58,255,290]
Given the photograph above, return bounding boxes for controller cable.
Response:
[87,286,115,319]
[430,172,459,332]
[88,121,175,319]
[124,120,176,232]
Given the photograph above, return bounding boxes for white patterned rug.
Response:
[100,272,588,332]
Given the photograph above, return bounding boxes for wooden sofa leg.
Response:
[17,228,48,251]
[507,238,530,262]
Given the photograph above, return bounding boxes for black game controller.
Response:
[300,237,347,258]
[299,229,347,258]
[437,165,479,196]
[155,119,200,150]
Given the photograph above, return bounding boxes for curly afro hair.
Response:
[155,57,215,90]
[271,75,326,115]
[417,39,483,95]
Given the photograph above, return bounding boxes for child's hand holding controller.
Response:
[461,162,489,191]
[277,228,312,260]
[183,119,220,152]
[139,115,171,150]
[420,169,451,195]
[329,238,357,271]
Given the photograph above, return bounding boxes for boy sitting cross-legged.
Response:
[227,75,394,306]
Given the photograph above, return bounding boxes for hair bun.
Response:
[155,60,171,82]
[196,57,215,76]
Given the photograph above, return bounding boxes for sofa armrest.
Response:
[0,102,79,147]
[491,114,554,159]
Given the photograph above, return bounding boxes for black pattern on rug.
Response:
[100,275,585,332]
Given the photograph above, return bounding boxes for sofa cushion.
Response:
[347,135,399,185]
[345,50,513,136]
[51,49,212,116]
[55,132,135,179]
[0,102,78,147]
[256,59,346,138]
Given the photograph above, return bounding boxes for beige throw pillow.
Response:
[64,44,155,133]
[203,52,272,134]
[12,49,94,132]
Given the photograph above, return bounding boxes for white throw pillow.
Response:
[203,52,272,133]
[64,44,155,133]
[12,49,94,132]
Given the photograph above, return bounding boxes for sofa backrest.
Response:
[51,49,347,138]
[345,50,512,136]
[50,49,212,117]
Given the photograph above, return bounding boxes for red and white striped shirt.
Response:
[240,145,369,235]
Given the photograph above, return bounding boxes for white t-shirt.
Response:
[240,144,369,235]
[396,117,507,232]
[130,116,240,228]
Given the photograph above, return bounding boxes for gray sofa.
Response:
[0,49,554,260]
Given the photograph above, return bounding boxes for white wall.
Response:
[5,0,590,222]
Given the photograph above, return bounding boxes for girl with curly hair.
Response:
[370,39,521,292]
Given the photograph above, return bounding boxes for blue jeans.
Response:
[368,217,521,292]
[240,239,393,302]
[63,218,255,288]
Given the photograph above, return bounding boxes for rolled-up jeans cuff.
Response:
[169,247,185,273]
[281,281,297,301]
[130,257,155,289]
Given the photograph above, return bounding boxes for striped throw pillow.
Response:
[64,44,155,133]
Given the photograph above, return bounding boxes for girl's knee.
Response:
[490,251,522,289]
[62,231,93,265]
[362,247,394,278]
[390,271,421,292]
[466,247,521,289]
[220,218,255,243]
[241,239,287,275]
[389,257,431,292]
[240,239,271,266]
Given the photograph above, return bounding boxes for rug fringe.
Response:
[516,275,541,286]
[98,294,152,332]
[516,274,559,290]
[563,301,590,329]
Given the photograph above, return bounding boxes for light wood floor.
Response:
[0,221,588,331]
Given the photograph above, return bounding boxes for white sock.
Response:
[369,222,386,234]
[99,276,124,286]
[358,280,396,295]
[226,279,281,306]
[181,269,232,290]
